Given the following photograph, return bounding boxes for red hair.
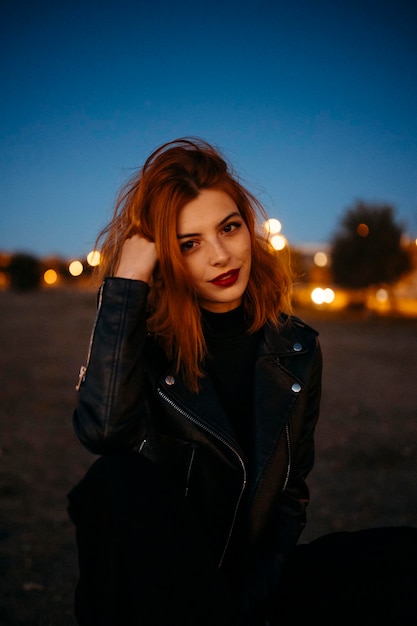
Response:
[96,138,293,390]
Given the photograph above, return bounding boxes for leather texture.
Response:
[73,277,322,583]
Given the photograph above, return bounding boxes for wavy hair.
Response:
[96,138,293,390]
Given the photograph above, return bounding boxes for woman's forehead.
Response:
[177,189,238,233]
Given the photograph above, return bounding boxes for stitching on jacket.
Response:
[103,280,130,438]
[75,282,104,390]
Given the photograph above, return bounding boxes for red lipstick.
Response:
[210,269,240,287]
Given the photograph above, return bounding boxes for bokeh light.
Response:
[357,223,369,237]
[87,250,101,266]
[314,251,328,267]
[69,260,84,277]
[376,288,388,303]
[265,218,282,235]
[270,234,286,250]
[311,287,335,304]
[44,269,58,285]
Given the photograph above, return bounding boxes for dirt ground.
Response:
[0,288,416,625]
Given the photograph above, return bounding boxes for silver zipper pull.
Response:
[75,365,87,391]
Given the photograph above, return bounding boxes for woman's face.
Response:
[177,189,252,312]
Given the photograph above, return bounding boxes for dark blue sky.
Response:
[1,0,416,259]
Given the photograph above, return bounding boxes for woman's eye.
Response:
[223,222,241,234]
[180,240,196,253]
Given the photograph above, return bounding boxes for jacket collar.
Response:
[158,316,317,475]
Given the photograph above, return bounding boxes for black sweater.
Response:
[201,305,260,462]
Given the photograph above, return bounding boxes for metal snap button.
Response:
[293,342,303,352]
[164,375,175,386]
[291,382,302,393]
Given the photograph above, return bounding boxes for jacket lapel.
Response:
[158,369,240,449]
[249,319,316,499]
[156,316,317,480]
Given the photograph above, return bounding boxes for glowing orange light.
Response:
[357,223,369,237]
[44,269,58,285]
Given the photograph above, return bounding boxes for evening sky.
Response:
[1,0,416,259]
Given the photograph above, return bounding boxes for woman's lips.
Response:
[210,268,240,287]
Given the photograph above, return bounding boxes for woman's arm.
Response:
[73,235,159,455]
[73,278,152,454]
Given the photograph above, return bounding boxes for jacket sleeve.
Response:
[72,277,151,455]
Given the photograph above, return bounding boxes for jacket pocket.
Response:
[137,434,198,498]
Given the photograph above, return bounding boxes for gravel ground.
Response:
[0,289,416,625]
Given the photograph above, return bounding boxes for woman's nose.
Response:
[209,239,230,265]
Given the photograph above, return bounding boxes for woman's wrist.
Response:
[114,268,153,282]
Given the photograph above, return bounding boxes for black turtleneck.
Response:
[201,305,260,460]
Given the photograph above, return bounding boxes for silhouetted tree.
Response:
[8,252,42,290]
[330,201,412,289]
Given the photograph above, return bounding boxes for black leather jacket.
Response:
[73,277,322,600]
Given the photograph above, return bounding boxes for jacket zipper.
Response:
[75,283,104,391]
[282,424,291,492]
[184,445,196,497]
[136,438,147,454]
[157,388,247,568]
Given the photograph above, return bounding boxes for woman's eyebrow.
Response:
[177,212,241,239]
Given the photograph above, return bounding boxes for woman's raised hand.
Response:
[114,235,158,283]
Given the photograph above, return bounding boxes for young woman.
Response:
[68,138,322,626]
